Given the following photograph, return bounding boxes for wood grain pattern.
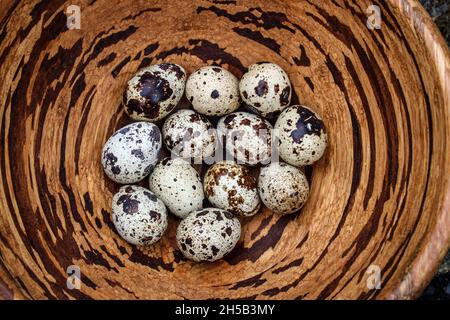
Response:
[0,0,449,300]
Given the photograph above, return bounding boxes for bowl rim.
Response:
[0,0,449,300]
[384,0,450,300]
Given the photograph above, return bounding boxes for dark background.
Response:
[418,0,449,300]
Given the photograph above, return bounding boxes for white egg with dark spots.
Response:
[176,208,241,262]
[148,158,204,218]
[239,62,291,118]
[101,122,161,184]
[112,185,168,245]
[162,109,218,160]
[258,162,310,214]
[204,161,261,217]
[217,112,273,165]
[123,63,186,122]
[186,66,240,116]
[275,105,327,166]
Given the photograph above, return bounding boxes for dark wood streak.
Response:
[304,77,314,91]
[296,232,309,249]
[74,86,96,175]
[224,213,296,265]
[208,0,237,5]
[105,278,138,298]
[133,51,142,61]
[111,56,131,77]
[261,276,302,297]
[250,215,272,240]
[197,5,295,33]
[232,27,281,54]
[144,42,159,56]
[138,57,153,69]
[100,245,125,268]
[83,249,117,272]
[83,192,94,216]
[97,52,117,67]
[59,73,88,232]
[121,7,161,21]
[272,258,304,274]
[156,39,246,74]
[70,25,138,86]
[293,44,311,66]
[101,209,116,230]
[128,247,176,272]
[229,272,266,290]
[39,169,63,236]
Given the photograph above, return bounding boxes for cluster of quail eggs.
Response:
[101,62,327,262]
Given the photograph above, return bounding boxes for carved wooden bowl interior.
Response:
[0,0,449,299]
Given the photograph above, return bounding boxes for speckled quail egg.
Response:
[239,62,291,118]
[204,161,261,217]
[123,63,186,122]
[217,112,273,165]
[176,208,241,262]
[101,122,162,184]
[162,109,218,160]
[258,162,309,214]
[275,105,327,166]
[186,66,240,116]
[148,158,204,218]
[112,185,168,245]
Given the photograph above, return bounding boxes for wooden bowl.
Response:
[0,0,449,300]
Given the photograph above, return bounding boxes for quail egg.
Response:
[258,162,309,214]
[101,122,162,184]
[186,66,240,116]
[123,63,186,122]
[112,185,168,245]
[217,112,273,165]
[239,62,291,118]
[275,105,327,166]
[176,208,241,262]
[204,161,261,217]
[148,158,204,218]
[162,109,218,160]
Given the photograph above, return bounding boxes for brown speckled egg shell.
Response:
[176,208,241,262]
[204,161,261,217]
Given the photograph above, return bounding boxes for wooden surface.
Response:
[0,0,449,299]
